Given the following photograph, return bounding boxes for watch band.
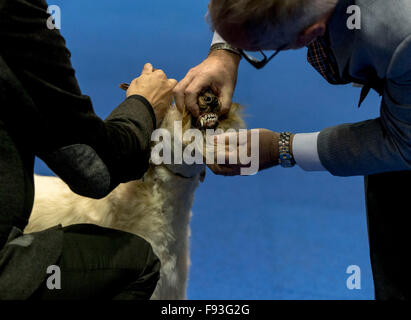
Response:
[209,43,242,58]
[279,132,296,168]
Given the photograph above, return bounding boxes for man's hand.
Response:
[127,63,177,126]
[207,129,292,176]
[173,50,241,117]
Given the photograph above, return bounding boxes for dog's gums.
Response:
[195,90,221,129]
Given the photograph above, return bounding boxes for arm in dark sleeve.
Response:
[0,0,155,198]
[317,35,411,176]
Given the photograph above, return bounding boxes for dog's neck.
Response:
[163,162,205,180]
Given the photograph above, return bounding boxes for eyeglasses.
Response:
[238,44,287,70]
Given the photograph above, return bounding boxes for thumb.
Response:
[168,78,178,88]
[142,63,154,75]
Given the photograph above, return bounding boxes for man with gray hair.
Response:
[174,0,411,300]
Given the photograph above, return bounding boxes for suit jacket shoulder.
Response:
[329,0,411,82]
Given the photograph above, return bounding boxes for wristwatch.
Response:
[209,43,242,58]
[279,132,296,168]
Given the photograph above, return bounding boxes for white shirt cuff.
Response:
[211,32,227,46]
[292,132,327,171]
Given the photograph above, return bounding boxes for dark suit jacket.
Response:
[0,0,156,298]
[318,0,411,176]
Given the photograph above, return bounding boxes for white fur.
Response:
[25,105,244,300]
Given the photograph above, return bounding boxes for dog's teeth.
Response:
[199,113,218,128]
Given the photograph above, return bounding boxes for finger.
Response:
[184,81,206,118]
[142,63,154,75]
[168,78,178,88]
[207,164,219,174]
[153,69,167,79]
[213,132,239,145]
[219,165,241,176]
[208,164,227,176]
[219,86,234,115]
[173,75,194,113]
[208,164,238,176]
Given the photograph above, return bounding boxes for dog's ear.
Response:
[218,102,246,131]
[229,102,242,113]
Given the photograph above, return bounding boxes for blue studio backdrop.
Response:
[34,0,377,299]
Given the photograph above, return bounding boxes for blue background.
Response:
[35,0,379,299]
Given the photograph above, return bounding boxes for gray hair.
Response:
[209,0,338,49]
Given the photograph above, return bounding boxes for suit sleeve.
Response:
[0,0,155,198]
[317,34,411,176]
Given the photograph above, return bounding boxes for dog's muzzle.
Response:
[195,90,221,130]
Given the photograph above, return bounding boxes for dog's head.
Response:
[153,90,245,179]
[161,89,245,133]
